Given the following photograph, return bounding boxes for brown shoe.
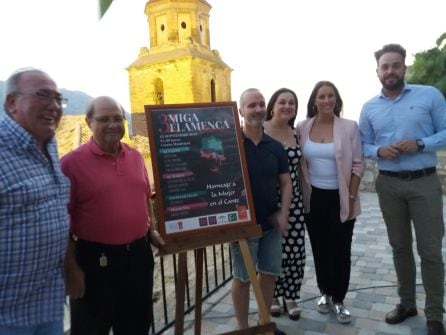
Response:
[385,304,417,324]
[427,320,445,335]
[270,298,281,317]
[284,300,301,321]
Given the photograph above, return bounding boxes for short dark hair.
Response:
[306,81,343,118]
[374,44,406,63]
[266,88,298,127]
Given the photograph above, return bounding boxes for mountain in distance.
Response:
[0,80,92,115]
[60,89,93,115]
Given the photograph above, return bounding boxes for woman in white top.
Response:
[298,81,365,324]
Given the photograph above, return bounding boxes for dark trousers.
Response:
[307,187,355,303]
[376,173,445,320]
[70,236,154,335]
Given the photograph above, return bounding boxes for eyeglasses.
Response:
[15,89,68,108]
[92,115,125,125]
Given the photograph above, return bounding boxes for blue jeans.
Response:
[230,227,282,282]
[0,320,64,335]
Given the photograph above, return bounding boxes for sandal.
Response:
[317,294,331,314]
[284,299,301,321]
[332,302,351,324]
[270,298,281,317]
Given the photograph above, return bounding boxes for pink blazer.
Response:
[297,116,365,222]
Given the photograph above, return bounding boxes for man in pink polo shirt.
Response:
[61,96,164,335]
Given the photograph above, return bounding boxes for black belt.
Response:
[379,167,436,181]
[75,236,147,253]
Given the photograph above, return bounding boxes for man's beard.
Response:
[381,75,405,92]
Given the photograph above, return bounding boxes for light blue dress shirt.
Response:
[359,83,446,171]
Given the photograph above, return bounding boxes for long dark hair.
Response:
[306,81,343,118]
[266,88,298,127]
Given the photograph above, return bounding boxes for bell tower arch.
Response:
[128,0,232,136]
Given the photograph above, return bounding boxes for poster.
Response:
[145,102,255,237]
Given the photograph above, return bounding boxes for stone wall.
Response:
[359,150,446,193]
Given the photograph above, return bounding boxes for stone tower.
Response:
[127,0,232,136]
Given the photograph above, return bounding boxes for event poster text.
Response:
[149,106,250,234]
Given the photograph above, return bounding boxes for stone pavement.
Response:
[164,191,446,335]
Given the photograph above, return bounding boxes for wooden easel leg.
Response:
[238,239,274,335]
[175,252,188,335]
[194,248,204,335]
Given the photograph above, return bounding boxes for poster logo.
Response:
[217,215,227,224]
[199,217,208,227]
[228,213,237,222]
[208,216,217,225]
[237,205,248,220]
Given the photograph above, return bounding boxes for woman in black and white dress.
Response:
[264,88,306,321]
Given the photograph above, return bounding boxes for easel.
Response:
[145,102,276,334]
[160,225,277,335]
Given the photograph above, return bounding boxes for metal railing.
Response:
[150,243,233,334]
[64,195,233,335]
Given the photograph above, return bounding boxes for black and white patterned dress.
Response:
[274,142,306,300]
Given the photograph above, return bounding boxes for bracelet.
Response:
[349,194,357,201]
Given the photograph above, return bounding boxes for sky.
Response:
[0,0,445,121]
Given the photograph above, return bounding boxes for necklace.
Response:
[311,119,333,143]
[270,130,292,147]
[265,121,295,147]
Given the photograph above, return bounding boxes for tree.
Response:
[407,33,446,97]
[99,0,113,18]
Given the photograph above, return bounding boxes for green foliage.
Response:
[407,33,446,97]
[99,0,113,18]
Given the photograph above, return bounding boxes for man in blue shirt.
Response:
[359,44,446,335]
[230,88,292,335]
[0,68,70,335]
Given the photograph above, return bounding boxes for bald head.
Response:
[85,96,126,154]
[238,88,266,130]
[3,67,54,114]
[239,88,263,109]
[3,67,63,149]
[85,96,125,120]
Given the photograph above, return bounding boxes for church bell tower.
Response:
[127,0,232,136]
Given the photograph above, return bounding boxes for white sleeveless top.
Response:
[303,138,338,189]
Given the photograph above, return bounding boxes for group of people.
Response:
[0,43,445,335]
[0,69,164,335]
[231,83,363,334]
[230,43,446,335]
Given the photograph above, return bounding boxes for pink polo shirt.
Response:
[61,139,151,244]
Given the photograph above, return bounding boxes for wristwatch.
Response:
[416,139,425,151]
[349,194,357,201]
